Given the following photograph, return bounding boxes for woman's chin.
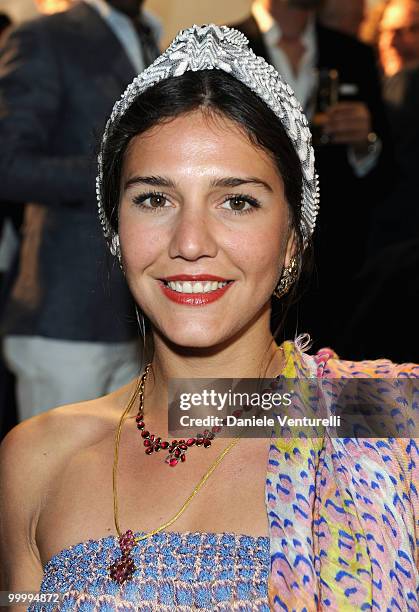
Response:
[153,322,238,351]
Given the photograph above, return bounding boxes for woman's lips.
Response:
[159,279,234,306]
[162,274,230,282]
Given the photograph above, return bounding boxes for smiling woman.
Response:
[109,75,304,348]
[101,64,312,348]
[0,24,418,612]
[119,109,289,324]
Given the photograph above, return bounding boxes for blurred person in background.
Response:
[0,0,161,423]
[368,0,419,250]
[0,10,15,287]
[318,0,366,38]
[376,0,419,193]
[340,0,419,362]
[372,0,419,247]
[233,0,392,356]
[0,9,19,439]
[0,11,15,281]
[361,1,390,47]
[379,0,419,74]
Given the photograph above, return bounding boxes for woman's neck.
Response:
[139,312,285,423]
[151,323,283,382]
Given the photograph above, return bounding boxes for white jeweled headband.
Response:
[97,24,319,256]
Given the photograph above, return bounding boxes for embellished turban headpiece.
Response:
[96,24,319,256]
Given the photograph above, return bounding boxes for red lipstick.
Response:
[159,275,234,306]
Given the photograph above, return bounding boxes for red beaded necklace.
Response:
[135,364,222,466]
[135,351,285,466]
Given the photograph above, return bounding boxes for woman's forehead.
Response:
[122,109,281,181]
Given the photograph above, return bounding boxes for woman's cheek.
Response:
[120,226,159,271]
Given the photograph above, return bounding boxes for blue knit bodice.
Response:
[28,531,270,610]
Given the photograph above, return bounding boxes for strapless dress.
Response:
[27,531,270,611]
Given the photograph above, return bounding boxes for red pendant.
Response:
[109,553,136,584]
[110,530,137,584]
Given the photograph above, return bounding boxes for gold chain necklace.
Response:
[109,346,285,584]
[110,375,240,584]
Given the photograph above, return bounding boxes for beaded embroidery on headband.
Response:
[96,24,320,256]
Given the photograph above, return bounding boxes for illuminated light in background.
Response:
[35,0,72,13]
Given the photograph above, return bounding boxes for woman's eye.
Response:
[133,193,169,209]
[220,196,260,214]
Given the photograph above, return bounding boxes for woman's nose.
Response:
[168,206,218,261]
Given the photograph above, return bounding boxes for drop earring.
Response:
[273,257,299,299]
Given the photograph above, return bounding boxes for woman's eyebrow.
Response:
[124,175,273,193]
[209,177,273,192]
[124,175,176,190]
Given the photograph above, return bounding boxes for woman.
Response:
[0,25,417,611]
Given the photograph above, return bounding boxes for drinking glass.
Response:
[311,68,339,146]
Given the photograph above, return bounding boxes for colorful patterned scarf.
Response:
[267,337,419,610]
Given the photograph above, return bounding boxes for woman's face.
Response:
[118,109,296,348]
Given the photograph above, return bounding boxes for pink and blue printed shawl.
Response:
[267,337,419,611]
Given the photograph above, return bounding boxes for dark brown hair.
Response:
[100,69,313,335]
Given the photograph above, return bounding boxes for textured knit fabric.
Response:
[27,532,270,611]
[28,339,418,610]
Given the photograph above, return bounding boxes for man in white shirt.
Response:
[250,0,378,161]
[233,0,392,353]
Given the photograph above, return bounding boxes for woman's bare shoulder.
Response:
[0,383,136,587]
[0,381,135,485]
